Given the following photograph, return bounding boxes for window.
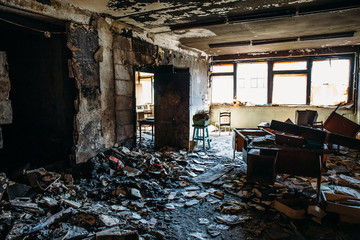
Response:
[273,74,307,104]
[211,75,234,103]
[211,54,353,106]
[237,62,267,105]
[311,59,350,106]
[212,64,234,73]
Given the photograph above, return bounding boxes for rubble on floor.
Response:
[1,136,360,239]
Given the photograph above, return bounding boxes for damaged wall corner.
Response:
[96,17,116,149]
[67,23,104,164]
[0,51,12,149]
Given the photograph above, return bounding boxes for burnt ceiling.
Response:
[62,0,360,57]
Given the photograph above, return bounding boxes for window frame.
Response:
[211,54,355,106]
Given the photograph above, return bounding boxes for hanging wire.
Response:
[0,17,65,38]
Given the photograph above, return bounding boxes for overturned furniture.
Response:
[234,126,328,201]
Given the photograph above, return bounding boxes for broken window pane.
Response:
[211,75,233,103]
[273,61,307,71]
[237,62,267,105]
[311,59,350,106]
[273,74,307,105]
[212,64,234,73]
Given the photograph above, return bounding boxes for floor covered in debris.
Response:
[1,128,360,240]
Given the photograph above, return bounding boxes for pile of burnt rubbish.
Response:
[1,141,360,240]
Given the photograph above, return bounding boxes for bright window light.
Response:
[273,61,307,71]
[237,62,268,105]
[273,74,307,104]
[212,75,234,103]
[311,59,350,106]
[212,64,234,73]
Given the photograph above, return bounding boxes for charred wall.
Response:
[0,0,210,165]
[112,33,209,147]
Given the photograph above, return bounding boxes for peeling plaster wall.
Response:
[96,18,116,149]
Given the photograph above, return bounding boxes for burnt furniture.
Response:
[233,128,328,201]
[232,128,268,159]
[216,112,231,135]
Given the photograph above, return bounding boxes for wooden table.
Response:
[138,118,155,143]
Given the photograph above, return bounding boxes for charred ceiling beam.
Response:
[300,31,355,41]
[209,31,356,48]
[252,37,297,46]
[227,7,296,24]
[170,18,226,31]
[211,46,359,61]
[299,0,360,15]
[209,41,250,48]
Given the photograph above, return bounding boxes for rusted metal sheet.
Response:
[155,66,190,149]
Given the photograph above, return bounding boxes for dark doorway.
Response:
[154,66,190,149]
[0,10,75,174]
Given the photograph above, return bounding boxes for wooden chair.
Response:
[216,112,231,135]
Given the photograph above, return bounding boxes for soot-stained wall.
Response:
[112,32,209,148]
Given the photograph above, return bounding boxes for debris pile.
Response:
[1,132,360,239]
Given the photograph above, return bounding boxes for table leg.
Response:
[151,124,154,141]
[139,123,142,144]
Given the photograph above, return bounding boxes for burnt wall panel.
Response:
[67,23,104,164]
[0,52,12,125]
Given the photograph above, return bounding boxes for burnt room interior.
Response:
[1,0,360,239]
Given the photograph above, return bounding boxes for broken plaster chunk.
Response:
[185,186,201,191]
[187,171,198,177]
[165,203,175,210]
[183,191,198,198]
[215,214,250,225]
[185,199,200,207]
[111,205,128,212]
[189,232,208,240]
[190,164,205,172]
[43,197,58,208]
[130,188,143,199]
[62,199,82,209]
[131,212,142,220]
[197,192,209,199]
[188,152,199,158]
[168,192,177,200]
[99,214,120,227]
[199,218,210,225]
